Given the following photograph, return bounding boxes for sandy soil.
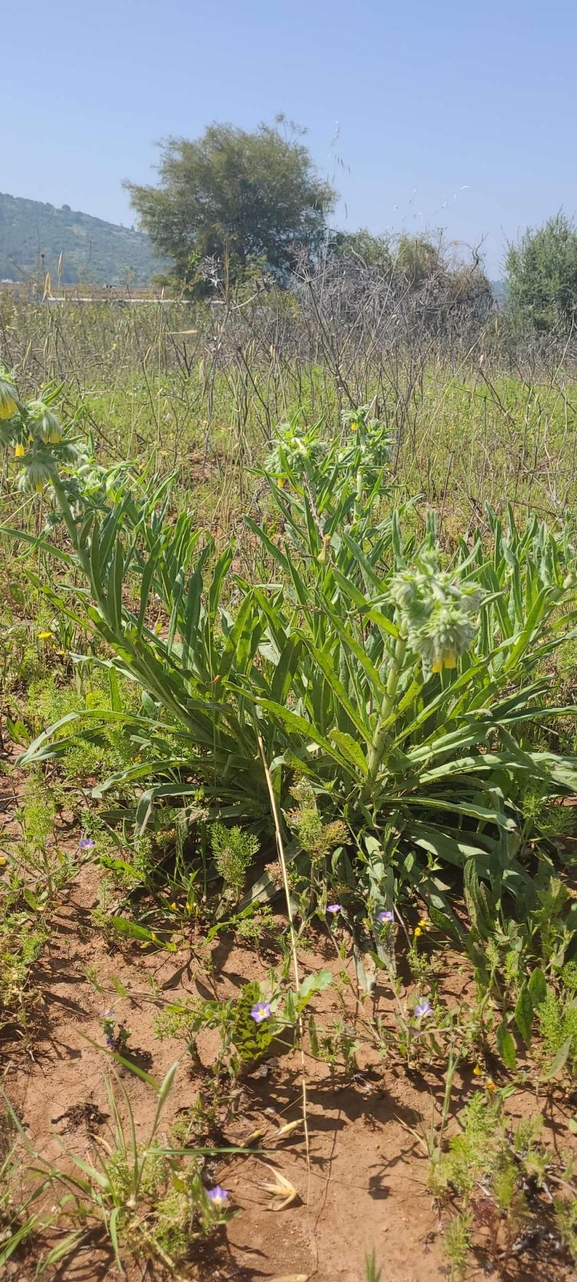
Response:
[1,768,576,1281]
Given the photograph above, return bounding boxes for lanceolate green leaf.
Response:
[296,633,374,743]
[496,1020,517,1071]
[399,796,517,830]
[514,984,533,1045]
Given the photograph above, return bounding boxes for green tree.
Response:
[328,228,392,270]
[505,212,577,330]
[394,234,442,286]
[125,120,336,294]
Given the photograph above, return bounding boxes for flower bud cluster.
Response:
[0,367,79,496]
[266,419,327,484]
[389,553,482,674]
[27,400,63,444]
[342,405,391,475]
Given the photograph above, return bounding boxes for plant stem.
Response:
[255,729,311,1207]
[354,467,364,519]
[50,472,91,580]
[363,633,407,796]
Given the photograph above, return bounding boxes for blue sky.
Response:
[4,0,577,275]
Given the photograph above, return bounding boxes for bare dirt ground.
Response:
[1,767,576,1282]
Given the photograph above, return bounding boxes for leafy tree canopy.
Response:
[394,233,442,285]
[328,228,393,270]
[125,119,337,294]
[505,212,577,330]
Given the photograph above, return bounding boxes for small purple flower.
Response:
[207,1185,229,1208]
[327,903,342,915]
[78,837,95,850]
[415,999,432,1019]
[101,1009,115,1046]
[250,1001,271,1023]
[377,910,394,925]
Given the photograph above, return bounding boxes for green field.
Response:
[2,291,577,1281]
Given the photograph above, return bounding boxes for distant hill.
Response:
[0,192,164,286]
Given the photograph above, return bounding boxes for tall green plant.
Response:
[2,377,577,926]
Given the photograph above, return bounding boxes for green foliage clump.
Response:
[230,981,275,1066]
[443,1209,473,1281]
[433,1095,547,1278]
[3,375,577,944]
[364,1247,383,1282]
[22,674,143,784]
[210,822,259,896]
[126,119,336,294]
[555,1195,577,1266]
[0,914,48,1034]
[536,983,577,1076]
[154,981,274,1072]
[153,997,206,1063]
[432,1091,503,1198]
[395,234,442,286]
[506,211,577,330]
[521,787,576,843]
[287,778,347,863]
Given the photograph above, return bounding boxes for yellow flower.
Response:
[14,443,25,458]
[0,856,7,868]
[277,478,285,489]
[414,926,423,939]
[486,1081,496,1091]
[0,381,18,419]
[38,631,52,640]
[350,423,358,432]
[418,918,428,929]
[432,650,457,674]
[33,408,63,444]
[473,1065,482,1076]
[170,902,178,911]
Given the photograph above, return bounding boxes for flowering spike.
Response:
[389,554,482,676]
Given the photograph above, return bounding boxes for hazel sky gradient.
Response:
[4,0,577,275]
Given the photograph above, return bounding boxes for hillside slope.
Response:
[0,192,164,285]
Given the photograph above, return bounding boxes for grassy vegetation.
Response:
[2,287,577,1279]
